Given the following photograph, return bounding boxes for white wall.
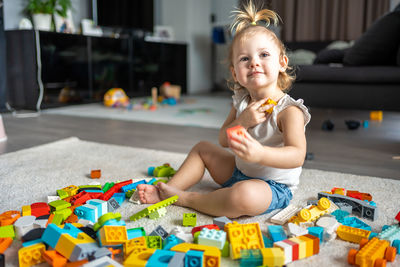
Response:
[3,0,91,30]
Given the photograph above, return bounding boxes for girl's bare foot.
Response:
[156,182,188,206]
[137,184,161,204]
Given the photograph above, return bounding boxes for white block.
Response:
[316,216,340,234]
[270,204,300,225]
[287,223,308,237]
[83,256,123,267]
[14,216,36,239]
[274,240,293,264]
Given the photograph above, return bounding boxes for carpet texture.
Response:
[44,96,232,129]
[1,137,399,266]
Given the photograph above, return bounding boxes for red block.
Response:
[191,224,220,236]
[283,239,299,261]
[30,202,50,217]
[226,125,246,141]
[395,211,400,223]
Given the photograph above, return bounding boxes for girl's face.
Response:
[231,29,288,93]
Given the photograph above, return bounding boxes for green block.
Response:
[57,189,69,199]
[54,208,72,220]
[145,236,162,249]
[49,200,71,211]
[149,207,167,219]
[130,195,178,221]
[221,240,229,257]
[52,213,64,225]
[102,182,114,193]
[183,213,197,226]
[0,225,15,239]
[193,231,201,243]
[125,189,136,198]
[93,212,122,232]
[79,185,102,189]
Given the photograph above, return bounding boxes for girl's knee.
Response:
[229,182,271,215]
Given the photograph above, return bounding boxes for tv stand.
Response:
[6,30,187,110]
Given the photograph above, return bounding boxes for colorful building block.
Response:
[240,249,263,267]
[270,204,301,225]
[307,227,324,243]
[18,243,45,267]
[163,235,184,250]
[0,210,21,226]
[86,199,108,218]
[198,228,226,249]
[167,251,185,267]
[123,237,147,258]
[348,237,396,266]
[213,216,232,229]
[183,213,197,227]
[170,243,220,267]
[90,169,101,179]
[191,224,220,236]
[149,207,167,219]
[97,225,128,246]
[287,223,308,237]
[42,250,68,267]
[337,225,371,244]
[49,200,71,212]
[145,236,162,249]
[273,240,293,264]
[93,212,122,231]
[127,227,146,240]
[224,221,264,260]
[30,203,50,218]
[377,224,400,246]
[260,247,285,266]
[0,225,15,239]
[288,236,306,259]
[226,125,246,141]
[149,225,169,240]
[130,195,178,221]
[0,237,12,253]
[146,249,176,267]
[267,225,287,242]
[74,204,98,223]
[185,250,203,267]
[13,216,36,240]
[290,198,331,225]
[124,248,156,267]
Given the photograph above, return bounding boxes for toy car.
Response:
[348,237,396,267]
[290,197,331,225]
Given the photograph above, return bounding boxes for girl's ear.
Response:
[230,66,238,82]
[279,55,289,72]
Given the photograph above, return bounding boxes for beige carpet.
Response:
[0,137,399,266]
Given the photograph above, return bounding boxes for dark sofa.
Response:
[286,10,400,111]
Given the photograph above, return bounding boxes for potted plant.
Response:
[25,0,71,31]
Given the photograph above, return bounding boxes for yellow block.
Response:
[55,232,96,260]
[171,243,221,267]
[124,236,147,258]
[261,247,285,266]
[356,237,389,267]
[289,237,306,259]
[124,248,156,267]
[98,225,128,246]
[337,225,371,244]
[21,205,31,216]
[298,235,313,258]
[18,243,45,267]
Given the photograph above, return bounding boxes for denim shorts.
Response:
[221,167,293,215]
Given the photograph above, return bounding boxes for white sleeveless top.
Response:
[232,89,311,192]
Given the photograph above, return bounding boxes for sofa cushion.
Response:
[343,11,400,66]
[296,65,400,83]
[314,49,347,64]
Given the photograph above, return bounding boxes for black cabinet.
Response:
[6,30,187,110]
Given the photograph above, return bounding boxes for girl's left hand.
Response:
[228,129,264,163]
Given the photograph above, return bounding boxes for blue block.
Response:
[331,210,350,223]
[240,249,263,267]
[163,234,184,250]
[262,234,273,248]
[87,199,108,217]
[185,250,203,267]
[103,218,126,227]
[74,204,97,222]
[308,227,324,243]
[22,239,43,247]
[121,180,146,192]
[267,225,287,242]
[342,217,371,231]
[147,178,157,185]
[127,227,146,239]
[147,249,176,267]
[41,223,81,248]
[111,193,126,205]
[392,240,400,254]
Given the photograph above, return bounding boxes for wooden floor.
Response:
[1,99,399,180]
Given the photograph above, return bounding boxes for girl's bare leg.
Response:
[137,141,236,204]
[157,179,272,218]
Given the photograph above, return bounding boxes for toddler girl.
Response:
[137,2,310,218]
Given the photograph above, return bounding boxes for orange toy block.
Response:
[0,210,21,226]
[298,235,315,258]
[226,125,246,142]
[0,237,13,253]
[43,250,67,267]
[348,237,396,267]
[90,169,101,179]
[370,111,383,121]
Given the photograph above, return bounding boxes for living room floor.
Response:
[1,93,399,180]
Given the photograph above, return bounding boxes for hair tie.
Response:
[251,21,257,25]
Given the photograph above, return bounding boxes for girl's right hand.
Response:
[237,98,274,129]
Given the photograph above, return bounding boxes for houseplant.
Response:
[25,0,71,31]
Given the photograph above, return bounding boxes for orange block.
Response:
[90,169,101,179]
[226,125,246,142]
[0,237,13,253]
[43,250,67,267]
[0,210,21,226]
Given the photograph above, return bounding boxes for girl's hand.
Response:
[228,129,265,163]
[237,98,274,129]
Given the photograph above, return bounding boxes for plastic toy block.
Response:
[331,209,350,222]
[149,207,167,219]
[54,208,73,221]
[307,226,324,243]
[107,198,121,212]
[153,179,168,185]
[288,236,306,259]
[290,197,331,225]
[56,190,69,200]
[22,239,43,248]
[262,234,273,248]
[370,110,383,121]
[121,179,146,192]
[347,190,373,201]
[147,178,157,185]
[270,204,301,225]
[282,239,299,261]
[337,225,371,244]
[18,242,45,267]
[224,221,264,260]
[112,192,126,204]
[124,237,147,258]
[316,216,340,235]
[213,216,232,230]
[226,125,246,141]
[50,213,64,225]
[30,202,50,217]
[303,234,320,254]
[55,232,98,261]
[167,251,185,267]
[14,216,35,240]
[162,234,184,250]
[22,206,33,218]
[145,236,162,249]
[185,250,203,267]
[273,241,293,264]
[89,246,113,260]
[171,243,221,267]
[34,218,49,229]
[261,98,277,113]
[0,210,21,226]
[93,212,122,231]
[183,213,197,227]
[342,217,371,231]
[393,240,400,254]
[98,225,128,246]
[90,169,101,179]
[198,228,226,249]
[42,223,82,248]
[150,225,169,240]
[331,187,346,195]
[129,190,141,204]
[123,248,156,267]
[377,224,400,246]
[318,192,378,221]
[395,211,400,223]
[61,185,79,197]
[129,195,178,221]
[49,200,72,212]
[83,255,123,266]
[127,227,146,239]
[0,225,15,239]
[221,240,230,257]
[260,247,285,266]
[43,250,67,267]
[348,237,396,266]
[267,225,287,242]
[86,199,108,217]
[149,163,177,177]
[287,222,308,237]
[297,235,314,257]
[0,238,12,253]
[240,249,263,267]
[101,182,114,193]
[146,249,176,267]
[191,224,220,236]
[170,227,193,243]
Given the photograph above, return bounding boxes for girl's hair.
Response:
[227,1,295,92]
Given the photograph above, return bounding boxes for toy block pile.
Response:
[1,170,400,267]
